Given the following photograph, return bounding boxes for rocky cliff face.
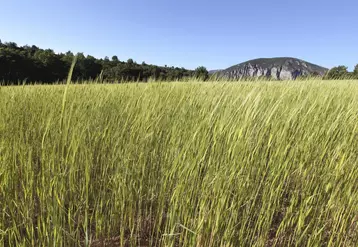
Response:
[218,57,328,80]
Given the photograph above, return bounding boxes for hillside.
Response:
[217,57,328,80]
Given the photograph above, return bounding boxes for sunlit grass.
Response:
[1,80,358,246]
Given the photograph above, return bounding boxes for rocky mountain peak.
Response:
[217,57,328,80]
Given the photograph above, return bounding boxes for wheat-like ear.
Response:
[60,55,77,131]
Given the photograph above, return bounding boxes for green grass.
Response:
[1,80,358,246]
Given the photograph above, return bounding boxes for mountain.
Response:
[216,57,328,80]
[209,69,222,75]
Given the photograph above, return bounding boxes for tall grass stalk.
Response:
[60,55,77,131]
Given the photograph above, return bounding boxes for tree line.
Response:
[1,40,357,83]
[0,40,210,85]
[323,65,358,80]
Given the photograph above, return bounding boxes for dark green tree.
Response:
[324,66,349,80]
[112,56,119,62]
[354,64,358,79]
[194,66,209,80]
[4,42,18,49]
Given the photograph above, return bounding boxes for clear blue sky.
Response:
[1,0,357,70]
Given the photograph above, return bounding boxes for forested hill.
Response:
[0,40,194,84]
